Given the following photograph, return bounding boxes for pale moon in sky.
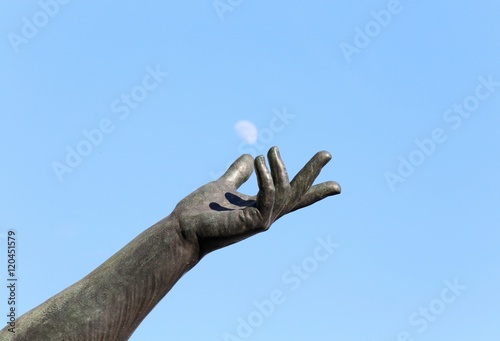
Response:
[235,120,258,144]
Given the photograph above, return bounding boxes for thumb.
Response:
[218,154,254,190]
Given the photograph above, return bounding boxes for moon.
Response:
[234,120,258,144]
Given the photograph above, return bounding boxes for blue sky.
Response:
[1,1,500,340]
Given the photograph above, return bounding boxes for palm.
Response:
[172,147,340,258]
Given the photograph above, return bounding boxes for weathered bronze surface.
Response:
[0,146,340,340]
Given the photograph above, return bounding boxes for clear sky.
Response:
[1,1,500,340]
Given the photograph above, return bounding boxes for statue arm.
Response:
[5,216,199,340]
[0,147,340,340]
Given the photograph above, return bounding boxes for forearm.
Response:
[1,215,199,341]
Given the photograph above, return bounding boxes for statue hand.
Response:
[171,147,341,258]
